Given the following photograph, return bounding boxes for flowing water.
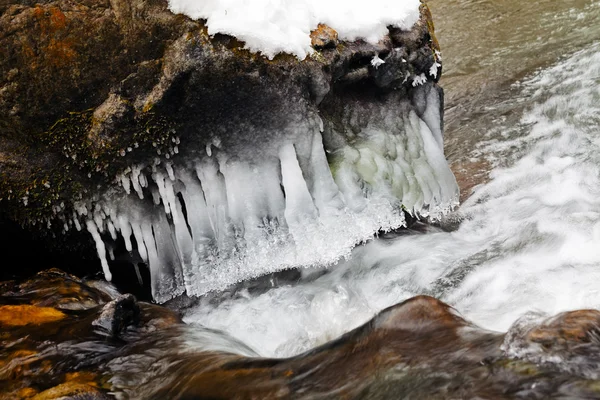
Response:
[4,2,600,398]
[180,0,600,358]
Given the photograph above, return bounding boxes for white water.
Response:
[185,45,600,358]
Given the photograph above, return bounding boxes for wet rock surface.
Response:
[0,269,181,399]
[0,0,450,295]
[0,0,440,226]
[3,270,600,399]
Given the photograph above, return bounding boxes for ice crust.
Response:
[167,0,421,59]
[78,84,458,302]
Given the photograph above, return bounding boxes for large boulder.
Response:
[0,0,441,222]
[0,0,457,298]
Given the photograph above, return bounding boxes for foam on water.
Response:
[185,45,600,357]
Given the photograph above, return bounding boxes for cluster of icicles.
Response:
[70,108,457,302]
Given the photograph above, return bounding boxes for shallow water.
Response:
[430,0,600,198]
[183,2,600,359]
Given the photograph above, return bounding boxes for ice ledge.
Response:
[77,83,458,302]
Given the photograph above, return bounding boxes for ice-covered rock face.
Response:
[82,78,458,302]
[0,0,457,300]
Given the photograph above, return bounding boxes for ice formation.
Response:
[74,83,458,302]
[167,0,421,59]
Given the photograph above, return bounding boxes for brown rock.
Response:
[527,309,600,345]
[310,24,338,49]
[30,382,106,400]
[0,305,65,326]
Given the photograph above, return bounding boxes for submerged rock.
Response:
[0,269,181,398]
[0,305,66,327]
[0,269,113,310]
[92,294,140,337]
[3,271,600,399]
[118,298,600,399]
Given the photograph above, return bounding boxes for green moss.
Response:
[494,359,541,376]
[0,107,179,228]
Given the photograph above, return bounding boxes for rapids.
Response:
[181,1,600,359]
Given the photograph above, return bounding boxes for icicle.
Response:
[139,221,159,295]
[166,163,176,181]
[143,214,184,302]
[130,166,144,199]
[107,219,117,241]
[219,156,285,241]
[73,212,82,231]
[86,220,112,281]
[178,170,213,242]
[196,157,231,250]
[279,142,318,224]
[139,172,148,188]
[117,215,134,253]
[306,130,345,217]
[93,210,104,232]
[330,146,368,212]
[153,172,173,215]
[151,188,161,205]
[423,86,444,150]
[119,173,131,195]
[169,185,195,293]
[131,222,149,263]
[163,177,182,221]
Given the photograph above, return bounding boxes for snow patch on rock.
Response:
[168,0,421,59]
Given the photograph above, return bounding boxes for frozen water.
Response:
[78,84,458,302]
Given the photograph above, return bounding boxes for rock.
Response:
[0,269,180,397]
[4,272,600,399]
[0,269,113,310]
[111,296,600,399]
[0,305,66,327]
[92,294,140,336]
[502,309,600,380]
[0,0,444,281]
[310,24,338,49]
[29,382,109,400]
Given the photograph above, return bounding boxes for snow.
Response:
[412,73,427,86]
[167,0,421,59]
[370,55,386,68]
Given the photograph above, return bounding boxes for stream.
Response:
[181,0,600,358]
[3,0,600,398]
